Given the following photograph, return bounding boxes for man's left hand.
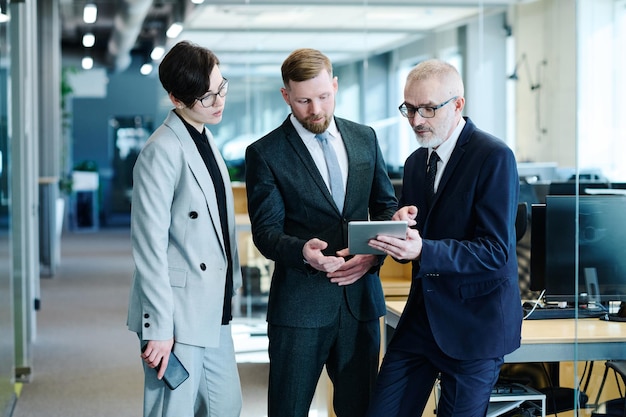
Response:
[325,249,378,286]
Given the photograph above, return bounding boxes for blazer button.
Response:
[200,263,207,271]
[144,323,150,328]
[144,313,150,319]
[189,211,198,219]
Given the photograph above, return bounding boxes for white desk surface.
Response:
[385,301,626,363]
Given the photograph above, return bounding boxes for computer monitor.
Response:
[540,195,626,304]
[547,180,609,196]
[529,203,546,292]
[517,162,558,183]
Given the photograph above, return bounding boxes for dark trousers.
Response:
[267,303,380,417]
[366,319,503,417]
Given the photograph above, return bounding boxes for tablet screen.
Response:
[348,220,408,255]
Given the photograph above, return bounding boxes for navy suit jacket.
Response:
[399,117,522,360]
[245,116,398,328]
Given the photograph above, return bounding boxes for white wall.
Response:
[512,0,577,167]
[577,0,626,181]
[463,13,509,142]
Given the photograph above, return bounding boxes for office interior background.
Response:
[1,0,625,415]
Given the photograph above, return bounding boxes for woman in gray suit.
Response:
[127,41,243,417]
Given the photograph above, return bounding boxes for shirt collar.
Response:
[429,117,465,164]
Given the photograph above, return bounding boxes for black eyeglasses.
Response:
[398,96,458,119]
[197,78,229,108]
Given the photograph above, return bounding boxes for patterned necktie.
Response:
[315,132,345,212]
[426,151,440,207]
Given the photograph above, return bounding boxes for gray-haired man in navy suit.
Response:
[365,59,522,417]
[245,48,398,417]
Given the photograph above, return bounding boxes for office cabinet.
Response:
[70,171,99,231]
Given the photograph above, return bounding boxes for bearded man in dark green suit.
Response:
[245,48,398,417]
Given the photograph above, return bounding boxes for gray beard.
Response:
[414,132,445,149]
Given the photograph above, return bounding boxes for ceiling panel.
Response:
[59,0,530,72]
[185,5,478,31]
[180,4,479,66]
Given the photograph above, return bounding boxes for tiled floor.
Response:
[11,229,329,417]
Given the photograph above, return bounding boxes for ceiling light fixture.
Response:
[166,22,183,39]
[0,6,9,23]
[191,0,205,4]
[83,3,97,24]
[82,56,94,70]
[82,33,96,48]
[150,46,165,61]
[140,63,154,75]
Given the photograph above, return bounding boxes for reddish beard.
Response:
[300,114,331,134]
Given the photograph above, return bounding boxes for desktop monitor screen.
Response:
[529,203,547,292]
[547,180,609,196]
[543,195,626,303]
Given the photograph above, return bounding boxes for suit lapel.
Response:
[282,118,340,212]
[413,147,429,216]
[165,111,227,254]
[432,118,472,206]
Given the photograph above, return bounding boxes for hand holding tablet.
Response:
[348,220,408,255]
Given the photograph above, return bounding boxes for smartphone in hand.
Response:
[142,344,190,390]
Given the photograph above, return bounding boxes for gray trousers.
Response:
[142,325,242,417]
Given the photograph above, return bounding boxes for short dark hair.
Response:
[281,48,332,88]
[159,40,220,108]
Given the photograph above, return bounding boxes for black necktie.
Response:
[426,151,440,207]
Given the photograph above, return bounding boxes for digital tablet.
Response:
[348,220,408,255]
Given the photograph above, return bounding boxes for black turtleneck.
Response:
[176,112,233,325]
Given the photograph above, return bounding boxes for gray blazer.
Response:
[127,110,242,348]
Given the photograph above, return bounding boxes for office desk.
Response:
[235,213,272,318]
[386,301,626,417]
[385,301,626,363]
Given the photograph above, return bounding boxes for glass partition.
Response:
[0,2,14,414]
[575,0,626,414]
[516,1,626,413]
[60,0,626,415]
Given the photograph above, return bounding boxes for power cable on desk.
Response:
[522,291,609,320]
[523,290,545,320]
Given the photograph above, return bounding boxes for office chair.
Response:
[516,201,528,242]
[592,360,626,417]
[516,201,541,301]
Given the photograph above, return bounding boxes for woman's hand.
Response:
[141,338,174,380]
